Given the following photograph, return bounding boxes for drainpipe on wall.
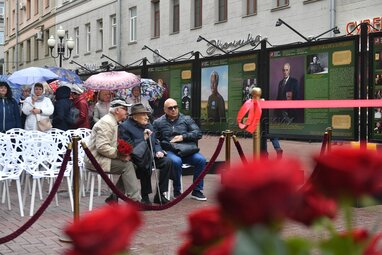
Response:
[329,0,336,37]
[117,0,121,66]
[15,0,19,71]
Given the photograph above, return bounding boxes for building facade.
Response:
[3,0,382,74]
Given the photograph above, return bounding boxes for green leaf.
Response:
[233,225,288,255]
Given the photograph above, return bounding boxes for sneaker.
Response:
[191,190,207,201]
[105,193,118,204]
[174,190,182,198]
[141,195,152,205]
[154,193,169,205]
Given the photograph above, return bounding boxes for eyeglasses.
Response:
[167,105,178,111]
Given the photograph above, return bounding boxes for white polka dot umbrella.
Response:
[83,71,141,91]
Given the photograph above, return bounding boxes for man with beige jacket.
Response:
[84,98,141,203]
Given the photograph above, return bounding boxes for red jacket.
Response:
[72,94,90,128]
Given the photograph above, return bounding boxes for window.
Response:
[74,27,79,55]
[26,0,31,19]
[5,51,9,73]
[26,39,31,62]
[217,0,227,22]
[34,0,39,15]
[85,23,91,52]
[129,7,137,42]
[275,0,289,8]
[34,36,39,60]
[0,32,4,45]
[111,15,117,46]
[152,1,160,37]
[172,0,179,33]
[193,0,202,28]
[97,19,103,50]
[12,47,15,68]
[246,0,256,15]
[19,43,23,65]
[44,30,49,56]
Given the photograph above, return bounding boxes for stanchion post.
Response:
[72,136,80,221]
[326,127,332,153]
[59,137,79,243]
[222,130,233,165]
[251,87,262,159]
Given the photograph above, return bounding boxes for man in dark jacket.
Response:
[52,86,74,131]
[153,98,207,201]
[119,103,171,205]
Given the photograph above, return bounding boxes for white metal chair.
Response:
[22,137,73,216]
[0,134,24,217]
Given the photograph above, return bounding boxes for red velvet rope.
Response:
[0,147,72,244]
[232,136,248,164]
[82,136,226,210]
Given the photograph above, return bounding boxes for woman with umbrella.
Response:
[0,81,21,132]
[22,83,54,130]
[93,90,113,124]
[125,85,152,114]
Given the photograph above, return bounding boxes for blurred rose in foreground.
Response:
[178,207,235,255]
[65,203,141,255]
[217,158,304,226]
[313,148,382,199]
[288,182,337,226]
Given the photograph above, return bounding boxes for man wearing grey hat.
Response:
[119,103,171,205]
[84,98,141,203]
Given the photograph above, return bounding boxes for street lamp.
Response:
[47,26,75,67]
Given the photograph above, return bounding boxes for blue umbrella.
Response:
[46,66,83,84]
[8,67,59,85]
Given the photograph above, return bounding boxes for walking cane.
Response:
[146,129,162,204]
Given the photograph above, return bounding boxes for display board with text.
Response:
[268,37,358,139]
[147,62,193,119]
[200,53,258,133]
[369,32,382,141]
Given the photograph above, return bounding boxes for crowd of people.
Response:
[0,81,207,205]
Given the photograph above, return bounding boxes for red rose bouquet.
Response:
[117,139,133,156]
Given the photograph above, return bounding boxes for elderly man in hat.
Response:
[84,98,141,203]
[70,84,90,128]
[119,103,171,205]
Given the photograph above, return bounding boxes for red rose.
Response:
[288,182,337,226]
[313,148,382,199]
[339,229,369,243]
[117,139,133,156]
[65,203,141,255]
[217,158,304,226]
[178,207,234,255]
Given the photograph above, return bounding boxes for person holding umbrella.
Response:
[22,83,54,131]
[93,90,113,124]
[0,81,21,132]
[126,85,152,114]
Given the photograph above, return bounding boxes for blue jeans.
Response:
[265,138,282,152]
[166,151,206,192]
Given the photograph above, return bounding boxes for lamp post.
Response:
[47,26,75,67]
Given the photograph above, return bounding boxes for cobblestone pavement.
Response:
[1,137,382,254]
